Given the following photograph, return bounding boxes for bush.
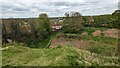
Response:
[63,12,84,34]
[85,43,117,56]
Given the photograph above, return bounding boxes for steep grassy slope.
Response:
[2,44,120,66]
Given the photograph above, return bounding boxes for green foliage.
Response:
[10,21,22,43]
[63,12,84,33]
[28,32,58,48]
[82,15,111,27]
[85,43,117,56]
[38,13,51,36]
[79,27,105,35]
[108,10,120,28]
[2,23,8,43]
[17,13,52,47]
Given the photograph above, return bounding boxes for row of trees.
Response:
[82,10,120,28]
[2,13,51,47]
[63,10,120,34]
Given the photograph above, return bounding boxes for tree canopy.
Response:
[64,12,84,33]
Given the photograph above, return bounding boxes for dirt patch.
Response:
[49,37,66,48]
[71,39,89,49]
[92,30,102,36]
[92,29,119,38]
[81,32,88,35]
[49,37,89,49]
[103,29,119,38]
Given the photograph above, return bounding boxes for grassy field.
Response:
[2,44,120,66]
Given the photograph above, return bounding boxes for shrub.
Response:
[63,12,84,34]
[85,43,117,56]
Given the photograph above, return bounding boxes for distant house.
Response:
[17,20,32,34]
[101,22,109,27]
[51,19,63,32]
[52,23,62,32]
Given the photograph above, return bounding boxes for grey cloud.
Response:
[85,0,106,2]
[118,1,120,9]
[13,8,29,12]
[2,2,30,14]
[46,2,87,7]
[85,1,101,4]
[1,0,119,18]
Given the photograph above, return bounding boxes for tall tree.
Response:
[11,21,20,42]
[37,13,51,40]
[64,12,84,33]
[109,10,120,28]
[2,23,8,43]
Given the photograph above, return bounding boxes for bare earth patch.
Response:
[92,30,102,36]
[71,39,89,49]
[49,37,89,48]
[81,32,88,35]
[103,29,119,38]
[92,29,119,38]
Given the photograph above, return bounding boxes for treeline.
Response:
[2,10,120,47]
[63,10,120,34]
[82,15,111,27]
[2,14,52,47]
[82,10,120,28]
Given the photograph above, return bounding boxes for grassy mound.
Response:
[2,44,120,66]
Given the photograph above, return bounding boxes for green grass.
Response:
[2,44,120,66]
[79,27,108,35]
[85,43,117,56]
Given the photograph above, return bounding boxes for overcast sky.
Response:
[1,0,119,18]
